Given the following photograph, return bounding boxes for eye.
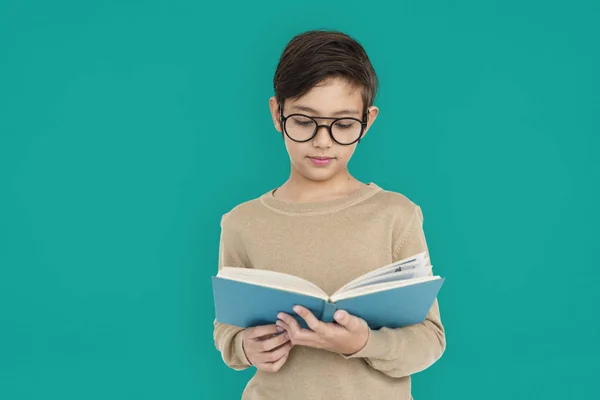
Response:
[335,120,356,130]
[291,116,314,127]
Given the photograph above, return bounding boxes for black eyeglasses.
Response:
[279,108,368,145]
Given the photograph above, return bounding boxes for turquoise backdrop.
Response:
[1,1,599,399]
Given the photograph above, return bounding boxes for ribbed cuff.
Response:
[342,328,389,359]
[234,330,252,366]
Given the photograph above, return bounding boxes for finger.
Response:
[277,312,312,339]
[261,352,289,373]
[259,331,290,352]
[274,320,297,347]
[247,324,283,340]
[334,310,363,331]
[271,351,289,371]
[293,305,326,334]
[275,319,289,332]
[277,312,301,333]
[260,341,293,363]
[278,313,322,346]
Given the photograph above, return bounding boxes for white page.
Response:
[330,275,440,303]
[217,267,328,300]
[335,252,427,294]
[337,264,432,293]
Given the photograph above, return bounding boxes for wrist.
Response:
[344,327,370,356]
[355,326,370,353]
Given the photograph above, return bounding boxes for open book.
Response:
[212,253,444,330]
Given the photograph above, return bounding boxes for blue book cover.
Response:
[211,253,445,330]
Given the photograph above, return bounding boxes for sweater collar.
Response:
[259,182,382,215]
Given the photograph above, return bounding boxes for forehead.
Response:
[287,78,363,116]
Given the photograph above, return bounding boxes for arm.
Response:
[342,205,446,378]
[213,321,251,370]
[212,213,252,371]
[212,213,293,372]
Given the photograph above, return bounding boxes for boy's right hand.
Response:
[242,324,293,372]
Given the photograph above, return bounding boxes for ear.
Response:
[269,96,282,133]
[360,105,379,140]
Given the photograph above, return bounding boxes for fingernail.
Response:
[293,306,301,313]
[276,325,283,331]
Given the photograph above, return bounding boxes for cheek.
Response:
[336,146,358,163]
[284,141,307,160]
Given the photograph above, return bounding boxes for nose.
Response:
[312,124,333,148]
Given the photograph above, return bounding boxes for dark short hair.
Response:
[273,30,378,115]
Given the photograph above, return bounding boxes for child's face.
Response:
[269,77,378,184]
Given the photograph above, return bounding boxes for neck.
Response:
[275,166,365,203]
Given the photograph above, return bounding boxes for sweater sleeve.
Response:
[343,205,446,378]
[212,213,253,371]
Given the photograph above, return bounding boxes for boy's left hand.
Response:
[276,306,369,356]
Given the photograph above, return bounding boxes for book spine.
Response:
[320,301,338,323]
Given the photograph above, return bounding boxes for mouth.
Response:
[307,156,335,166]
[308,156,335,160]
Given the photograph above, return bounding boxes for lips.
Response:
[308,156,335,166]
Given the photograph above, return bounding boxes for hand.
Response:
[276,306,370,356]
[241,324,293,372]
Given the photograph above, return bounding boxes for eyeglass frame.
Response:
[278,105,369,145]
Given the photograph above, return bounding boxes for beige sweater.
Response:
[213,183,445,400]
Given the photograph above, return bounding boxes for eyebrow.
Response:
[290,105,361,117]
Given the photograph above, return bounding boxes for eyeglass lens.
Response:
[285,115,362,144]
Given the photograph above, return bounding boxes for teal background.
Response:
[1,0,599,399]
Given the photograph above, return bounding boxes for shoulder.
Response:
[219,191,271,231]
[367,185,425,249]
[369,185,423,222]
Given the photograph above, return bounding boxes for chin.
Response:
[290,158,346,182]
[298,167,340,182]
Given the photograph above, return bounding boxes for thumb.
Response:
[334,310,362,331]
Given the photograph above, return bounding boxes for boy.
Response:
[213,29,445,399]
